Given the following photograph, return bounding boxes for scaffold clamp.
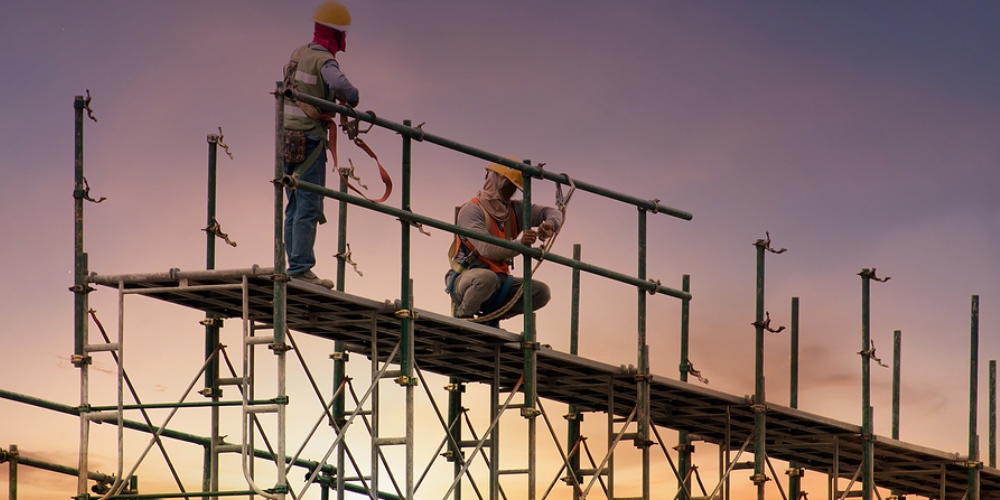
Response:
[520,407,541,418]
[750,473,770,484]
[71,354,93,367]
[751,403,768,414]
[520,341,540,351]
[755,231,787,254]
[752,311,786,334]
[69,283,96,294]
[395,375,419,387]
[198,387,223,398]
[445,382,466,393]
[785,467,805,477]
[199,317,224,328]
[859,267,891,283]
[329,351,349,361]
[268,342,292,353]
[395,309,418,320]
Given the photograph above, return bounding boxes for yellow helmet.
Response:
[485,156,524,191]
[314,1,351,32]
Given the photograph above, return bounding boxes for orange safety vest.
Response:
[449,197,519,275]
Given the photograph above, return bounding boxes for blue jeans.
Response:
[284,136,327,276]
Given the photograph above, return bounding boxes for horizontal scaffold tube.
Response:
[285,88,694,221]
[0,389,333,478]
[286,178,691,300]
[0,448,114,483]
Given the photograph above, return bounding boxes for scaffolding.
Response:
[2,89,1000,500]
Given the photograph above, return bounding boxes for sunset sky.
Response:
[2,1,999,498]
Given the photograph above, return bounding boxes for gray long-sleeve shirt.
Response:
[311,43,359,106]
[456,199,563,262]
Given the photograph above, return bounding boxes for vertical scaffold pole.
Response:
[890,330,901,500]
[990,359,997,469]
[272,82,289,498]
[9,444,18,500]
[72,94,93,500]
[521,162,537,500]
[969,295,981,500]
[400,119,416,500]
[892,330,901,441]
[204,133,221,494]
[678,275,692,499]
[858,268,885,500]
[637,208,650,500]
[788,297,801,500]
[334,160,349,500]
[567,244,582,500]
[448,377,464,500]
[751,238,768,500]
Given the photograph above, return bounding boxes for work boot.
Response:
[292,270,334,289]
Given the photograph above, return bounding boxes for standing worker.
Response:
[282,1,359,288]
[446,159,563,326]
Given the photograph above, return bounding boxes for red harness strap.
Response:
[327,112,393,203]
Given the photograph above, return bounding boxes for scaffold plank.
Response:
[89,268,1000,499]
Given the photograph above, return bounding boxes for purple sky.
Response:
[2,1,999,498]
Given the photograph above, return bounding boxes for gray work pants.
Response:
[452,268,551,319]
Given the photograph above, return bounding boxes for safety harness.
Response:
[446,198,518,316]
[447,175,575,324]
[284,44,392,203]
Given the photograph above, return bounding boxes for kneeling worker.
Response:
[446,159,563,325]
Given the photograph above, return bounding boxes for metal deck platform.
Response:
[90,267,1000,499]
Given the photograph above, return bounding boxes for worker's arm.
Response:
[457,203,519,261]
[321,58,359,107]
[520,203,562,240]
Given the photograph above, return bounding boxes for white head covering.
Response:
[477,170,512,223]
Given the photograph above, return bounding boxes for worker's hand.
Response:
[520,229,538,246]
[537,221,555,241]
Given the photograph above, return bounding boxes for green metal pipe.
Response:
[74,95,86,358]
[521,164,538,500]
[401,121,416,500]
[333,141,349,500]
[892,330,901,440]
[400,120,413,379]
[88,399,283,411]
[568,244,582,500]
[860,270,872,500]
[969,295,980,499]
[790,297,799,409]
[204,133,221,494]
[788,297,800,500]
[273,82,287,346]
[991,359,997,468]
[7,444,16,500]
[752,240,767,500]
[678,274,692,499]
[287,90,693,221]
[522,164,536,408]
[447,378,464,500]
[637,208,650,499]
[108,483,402,500]
[1,449,114,484]
[108,490,258,499]
[0,389,339,477]
[289,179,690,300]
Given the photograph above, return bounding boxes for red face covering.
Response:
[313,23,346,53]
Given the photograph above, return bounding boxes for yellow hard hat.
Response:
[314,1,351,32]
[485,156,524,191]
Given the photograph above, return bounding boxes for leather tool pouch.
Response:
[284,131,307,163]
